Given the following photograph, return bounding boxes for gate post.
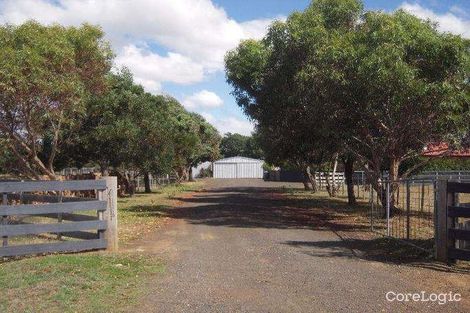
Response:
[435,179,448,262]
[386,182,390,236]
[104,176,118,251]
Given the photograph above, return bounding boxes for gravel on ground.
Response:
[128,179,469,313]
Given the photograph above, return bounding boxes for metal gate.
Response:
[370,179,436,251]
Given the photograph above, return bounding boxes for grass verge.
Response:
[0,253,164,313]
[280,188,470,269]
[118,181,204,242]
[1,180,205,313]
[278,188,433,260]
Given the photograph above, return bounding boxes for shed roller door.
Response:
[214,163,237,178]
[214,162,263,178]
[237,163,263,178]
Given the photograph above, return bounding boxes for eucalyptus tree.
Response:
[220,133,248,158]
[187,113,221,180]
[225,0,362,193]
[58,70,175,193]
[165,101,220,181]
[220,133,263,159]
[342,10,470,190]
[226,0,470,205]
[0,21,112,179]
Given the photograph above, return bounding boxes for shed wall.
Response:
[213,161,263,179]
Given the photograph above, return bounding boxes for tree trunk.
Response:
[144,172,151,193]
[344,156,357,206]
[331,155,338,196]
[326,153,339,197]
[302,180,311,191]
[306,166,317,192]
[188,166,194,182]
[124,171,135,196]
[389,157,400,182]
[387,157,401,216]
[302,166,312,190]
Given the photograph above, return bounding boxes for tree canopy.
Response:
[0,21,221,186]
[220,132,263,159]
[0,21,113,179]
[225,0,470,199]
[58,69,221,185]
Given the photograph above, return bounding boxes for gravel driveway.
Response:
[132,179,467,313]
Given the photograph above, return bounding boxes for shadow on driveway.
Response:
[123,182,470,273]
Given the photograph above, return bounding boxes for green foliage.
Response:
[58,69,170,174]
[0,21,220,181]
[309,0,363,29]
[225,0,470,186]
[422,159,470,171]
[0,139,14,174]
[163,100,221,180]
[220,132,263,159]
[0,21,112,178]
[58,69,220,181]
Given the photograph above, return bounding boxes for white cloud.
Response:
[400,2,470,38]
[240,18,282,39]
[201,113,254,136]
[0,0,281,92]
[182,90,223,110]
[115,45,204,91]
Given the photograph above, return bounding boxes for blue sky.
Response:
[0,0,468,135]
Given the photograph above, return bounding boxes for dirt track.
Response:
[129,179,469,313]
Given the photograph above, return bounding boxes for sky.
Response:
[0,0,469,136]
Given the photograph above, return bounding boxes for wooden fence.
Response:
[315,172,345,190]
[0,177,117,257]
[435,180,470,263]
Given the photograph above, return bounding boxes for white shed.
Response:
[213,156,264,179]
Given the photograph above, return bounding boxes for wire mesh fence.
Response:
[135,174,176,192]
[370,180,437,251]
[369,176,470,252]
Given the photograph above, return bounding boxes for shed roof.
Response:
[214,156,264,163]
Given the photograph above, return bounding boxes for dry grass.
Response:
[280,187,470,269]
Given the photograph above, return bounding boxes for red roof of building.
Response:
[422,142,470,158]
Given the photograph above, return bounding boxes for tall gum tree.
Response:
[339,10,470,206]
[0,21,112,179]
[225,0,363,194]
[226,0,470,206]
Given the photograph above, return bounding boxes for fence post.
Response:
[420,182,425,212]
[362,174,366,200]
[104,176,118,251]
[435,179,449,262]
[2,193,7,247]
[57,191,63,240]
[386,182,390,236]
[406,181,411,240]
[370,185,374,231]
